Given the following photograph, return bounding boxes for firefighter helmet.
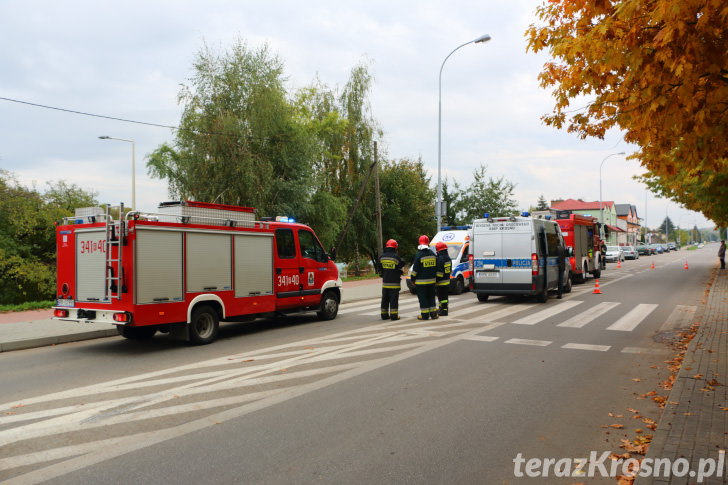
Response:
[386,239,398,249]
[418,235,429,246]
[436,242,447,252]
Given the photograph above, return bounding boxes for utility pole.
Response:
[374,141,383,261]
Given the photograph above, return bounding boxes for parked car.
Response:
[649,244,664,254]
[667,242,677,251]
[622,245,639,260]
[636,244,651,256]
[605,245,624,263]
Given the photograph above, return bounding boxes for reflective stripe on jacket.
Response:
[411,249,437,285]
[381,248,405,289]
[436,250,452,286]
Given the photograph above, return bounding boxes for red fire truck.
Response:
[555,213,603,283]
[53,201,342,345]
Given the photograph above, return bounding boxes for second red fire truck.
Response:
[554,213,603,283]
[53,201,342,345]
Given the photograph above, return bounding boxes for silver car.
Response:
[622,245,639,260]
[605,245,624,263]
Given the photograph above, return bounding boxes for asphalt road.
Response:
[0,247,713,484]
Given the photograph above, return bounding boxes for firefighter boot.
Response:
[439,305,448,317]
[381,310,390,320]
[390,311,400,321]
[430,311,439,320]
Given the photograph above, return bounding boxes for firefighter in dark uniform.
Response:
[380,239,405,321]
[410,235,438,320]
[435,241,452,316]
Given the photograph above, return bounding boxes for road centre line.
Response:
[606,304,659,332]
[558,302,621,328]
[511,300,583,325]
[561,343,611,352]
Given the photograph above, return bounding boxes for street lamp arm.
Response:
[436,33,491,232]
[99,135,136,211]
[599,151,626,240]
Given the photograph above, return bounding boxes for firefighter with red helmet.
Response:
[435,241,452,316]
[410,235,438,320]
[380,239,405,320]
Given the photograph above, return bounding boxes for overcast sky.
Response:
[0,0,713,230]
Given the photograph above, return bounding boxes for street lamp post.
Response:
[99,136,136,211]
[599,152,626,243]
[436,33,491,232]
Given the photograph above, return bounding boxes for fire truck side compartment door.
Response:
[234,234,274,297]
[76,229,106,302]
[135,229,183,304]
[186,232,232,293]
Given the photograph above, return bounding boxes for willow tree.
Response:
[293,62,383,267]
[147,39,314,218]
[526,0,728,225]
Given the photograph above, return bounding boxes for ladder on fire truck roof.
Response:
[104,203,124,301]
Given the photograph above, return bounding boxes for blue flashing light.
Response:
[521,211,530,217]
[544,215,552,220]
[276,216,296,223]
[483,213,490,219]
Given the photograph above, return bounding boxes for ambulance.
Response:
[469,213,571,302]
[53,201,342,345]
[406,226,472,295]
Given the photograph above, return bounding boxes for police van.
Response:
[406,226,472,294]
[469,213,571,303]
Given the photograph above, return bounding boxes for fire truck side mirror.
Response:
[567,246,574,257]
[329,247,337,261]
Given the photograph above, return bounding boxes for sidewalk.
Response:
[638,268,728,484]
[0,278,382,353]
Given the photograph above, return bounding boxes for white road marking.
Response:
[463,335,499,342]
[606,304,659,332]
[0,317,507,484]
[561,343,611,352]
[558,302,620,328]
[461,304,535,323]
[505,338,551,347]
[659,305,697,331]
[621,346,669,354]
[511,300,583,325]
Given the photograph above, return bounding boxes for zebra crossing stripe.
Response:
[606,304,659,331]
[558,302,620,328]
[511,300,583,325]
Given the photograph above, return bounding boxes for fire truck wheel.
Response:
[317,291,339,320]
[592,268,601,279]
[117,325,157,340]
[189,305,219,345]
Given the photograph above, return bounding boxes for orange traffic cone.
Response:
[617,259,622,269]
[592,279,602,294]
[650,260,655,269]
[684,259,689,270]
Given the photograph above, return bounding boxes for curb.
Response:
[0,329,119,352]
